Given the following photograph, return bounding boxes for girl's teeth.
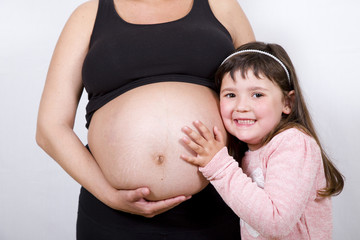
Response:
[236,119,255,124]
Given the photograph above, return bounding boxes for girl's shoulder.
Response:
[273,127,315,142]
[255,128,323,171]
[265,128,320,154]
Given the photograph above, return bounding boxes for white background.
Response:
[0,0,359,239]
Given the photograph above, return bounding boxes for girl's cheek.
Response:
[219,101,229,117]
[220,102,233,125]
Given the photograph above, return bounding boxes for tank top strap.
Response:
[192,0,209,13]
[189,0,230,36]
[190,0,214,19]
[89,0,122,46]
[94,0,119,22]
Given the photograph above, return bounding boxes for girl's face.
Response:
[220,70,291,151]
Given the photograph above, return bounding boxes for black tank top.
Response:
[82,0,234,128]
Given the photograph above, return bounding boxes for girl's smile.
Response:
[220,70,292,151]
[234,118,256,126]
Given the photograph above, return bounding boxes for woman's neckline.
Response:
[111,0,195,26]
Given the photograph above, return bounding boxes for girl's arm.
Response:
[182,123,323,238]
[36,0,188,217]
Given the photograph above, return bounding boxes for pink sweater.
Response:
[199,128,332,240]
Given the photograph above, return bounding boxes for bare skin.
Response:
[36,0,255,217]
[88,82,226,201]
[181,120,226,168]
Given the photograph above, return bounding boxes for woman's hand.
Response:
[180,120,226,167]
[106,187,191,218]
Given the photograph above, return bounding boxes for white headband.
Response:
[220,49,291,83]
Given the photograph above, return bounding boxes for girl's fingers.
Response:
[182,126,207,146]
[180,154,199,165]
[213,126,224,144]
[193,120,213,141]
[182,136,204,154]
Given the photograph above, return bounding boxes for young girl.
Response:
[180,42,344,239]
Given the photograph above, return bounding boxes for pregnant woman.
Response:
[36,0,255,239]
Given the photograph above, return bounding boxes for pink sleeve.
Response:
[199,131,322,238]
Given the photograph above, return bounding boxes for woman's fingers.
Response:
[123,187,190,218]
[145,195,191,217]
[127,187,151,202]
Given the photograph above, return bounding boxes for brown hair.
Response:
[215,41,344,197]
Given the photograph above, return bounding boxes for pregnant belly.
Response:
[88,82,227,200]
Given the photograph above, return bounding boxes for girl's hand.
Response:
[107,187,191,218]
[180,120,226,167]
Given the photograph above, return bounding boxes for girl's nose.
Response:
[235,98,250,112]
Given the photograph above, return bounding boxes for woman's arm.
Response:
[209,0,255,48]
[36,0,187,217]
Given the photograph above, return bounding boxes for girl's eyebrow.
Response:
[248,86,268,91]
[220,86,268,93]
[220,87,237,93]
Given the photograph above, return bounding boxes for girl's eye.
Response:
[224,93,236,98]
[252,93,263,98]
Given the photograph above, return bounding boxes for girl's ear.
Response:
[283,90,295,114]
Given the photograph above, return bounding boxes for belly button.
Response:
[155,155,166,165]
